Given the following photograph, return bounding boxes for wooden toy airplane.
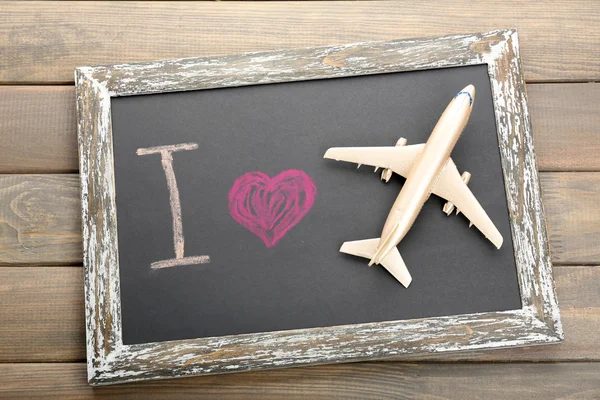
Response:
[324,85,502,288]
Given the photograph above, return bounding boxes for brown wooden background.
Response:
[1,1,599,398]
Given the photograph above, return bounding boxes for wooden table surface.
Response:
[1,1,599,398]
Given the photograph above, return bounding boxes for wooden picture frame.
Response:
[76,29,562,386]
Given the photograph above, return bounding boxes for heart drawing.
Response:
[228,170,317,247]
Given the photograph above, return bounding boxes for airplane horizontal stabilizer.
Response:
[340,238,412,288]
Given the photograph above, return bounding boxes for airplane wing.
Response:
[432,158,503,249]
[324,144,425,179]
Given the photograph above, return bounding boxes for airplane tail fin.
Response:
[340,238,412,288]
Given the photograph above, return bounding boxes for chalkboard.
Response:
[111,64,520,346]
[78,31,561,385]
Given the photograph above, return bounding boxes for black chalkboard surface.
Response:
[111,64,520,346]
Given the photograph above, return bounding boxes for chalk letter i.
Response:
[136,143,210,269]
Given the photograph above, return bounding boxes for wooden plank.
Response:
[1,1,599,83]
[541,173,600,265]
[529,83,600,172]
[0,267,84,362]
[0,175,81,265]
[1,83,599,174]
[0,266,596,363]
[1,362,598,399]
[0,86,77,174]
[0,172,596,265]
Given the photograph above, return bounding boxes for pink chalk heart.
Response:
[228,170,317,247]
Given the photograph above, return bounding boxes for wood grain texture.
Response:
[2,83,599,174]
[1,1,599,83]
[0,266,595,363]
[0,267,85,362]
[0,1,597,395]
[541,173,600,265]
[0,175,82,264]
[1,362,599,399]
[530,83,600,171]
[0,86,78,173]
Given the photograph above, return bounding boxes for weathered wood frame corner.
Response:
[76,29,562,386]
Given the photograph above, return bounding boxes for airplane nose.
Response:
[455,84,475,107]
[463,84,476,98]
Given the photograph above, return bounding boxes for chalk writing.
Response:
[137,143,211,269]
[228,170,317,247]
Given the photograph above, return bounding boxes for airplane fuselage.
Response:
[372,85,475,265]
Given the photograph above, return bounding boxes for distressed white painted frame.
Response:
[76,29,562,386]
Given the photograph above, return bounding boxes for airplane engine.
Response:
[442,171,471,216]
[379,137,407,182]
